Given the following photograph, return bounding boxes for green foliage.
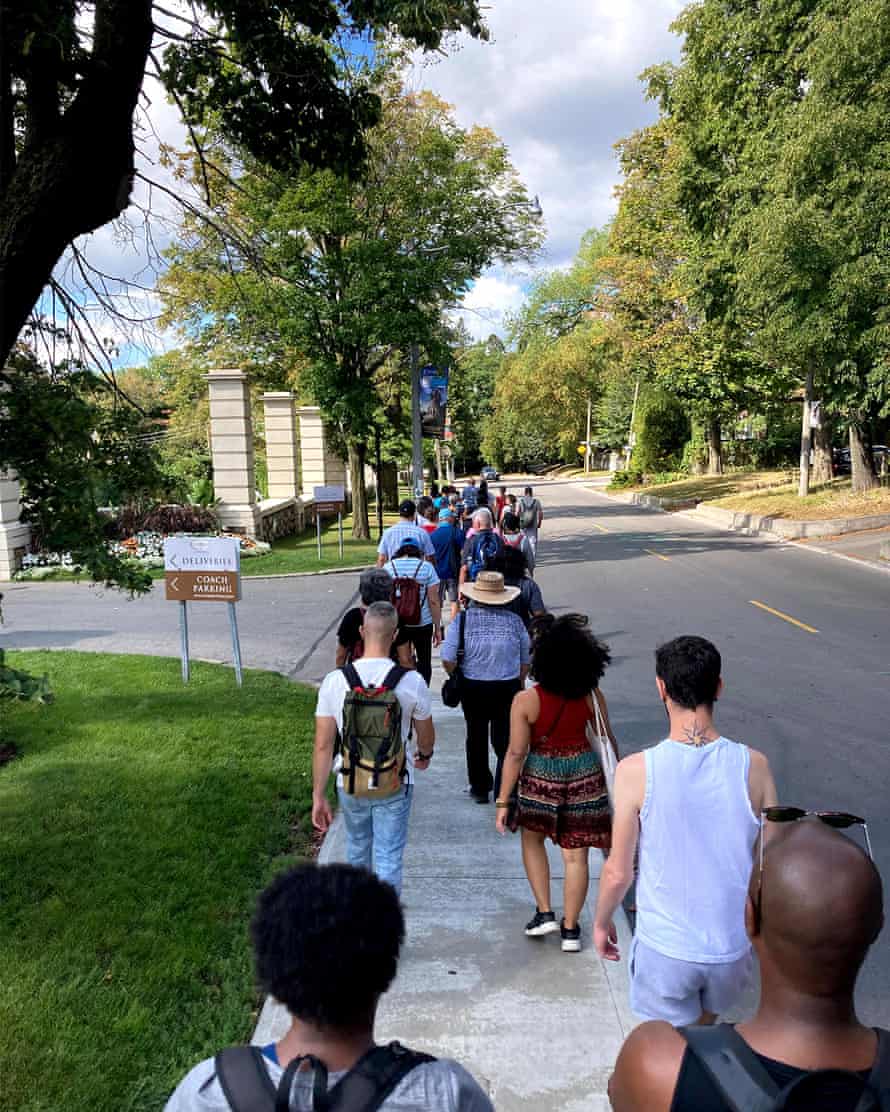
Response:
[632,391,691,475]
[0,351,159,594]
[0,651,316,1110]
[0,648,52,706]
[449,333,503,469]
[608,470,643,489]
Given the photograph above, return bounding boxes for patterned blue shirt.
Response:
[441,605,530,681]
[377,521,435,560]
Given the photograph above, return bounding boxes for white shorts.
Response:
[629,937,753,1026]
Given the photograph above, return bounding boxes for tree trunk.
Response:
[347,441,371,539]
[381,461,399,510]
[433,438,443,482]
[798,370,814,497]
[812,420,833,486]
[850,422,878,493]
[706,417,724,475]
[0,0,154,366]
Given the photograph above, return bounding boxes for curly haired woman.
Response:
[496,613,618,953]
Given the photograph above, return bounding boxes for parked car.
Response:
[481,465,500,481]
[832,445,888,476]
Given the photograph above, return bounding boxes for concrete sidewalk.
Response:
[255,673,635,1109]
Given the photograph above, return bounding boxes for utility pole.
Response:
[798,368,814,498]
[585,398,592,474]
[410,343,423,499]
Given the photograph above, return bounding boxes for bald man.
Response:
[608,819,888,1111]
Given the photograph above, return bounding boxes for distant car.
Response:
[481,465,500,481]
[832,445,888,476]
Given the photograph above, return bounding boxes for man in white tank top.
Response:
[593,636,778,1026]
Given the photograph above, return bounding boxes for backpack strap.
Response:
[381,665,408,692]
[326,1043,435,1112]
[680,1025,780,1112]
[456,611,466,666]
[340,663,363,691]
[214,1046,277,1112]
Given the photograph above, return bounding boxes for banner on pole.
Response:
[420,366,449,438]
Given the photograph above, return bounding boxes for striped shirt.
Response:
[377,521,435,561]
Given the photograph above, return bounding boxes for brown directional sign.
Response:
[315,501,344,517]
[165,571,241,602]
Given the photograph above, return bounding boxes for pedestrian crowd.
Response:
[166,475,888,1112]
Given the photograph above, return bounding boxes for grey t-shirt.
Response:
[164,1052,493,1112]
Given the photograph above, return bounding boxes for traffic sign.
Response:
[165,570,240,602]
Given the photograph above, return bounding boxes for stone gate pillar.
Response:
[206,369,261,537]
[261,392,300,500]
[0,472,30,580]
[297,406,347,496]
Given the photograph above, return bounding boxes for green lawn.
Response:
[613,469,794,501]
[0,651,317,1112]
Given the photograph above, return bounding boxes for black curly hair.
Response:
[655,635,721,710]
[251,864,404,1030]
[530,613,611,698]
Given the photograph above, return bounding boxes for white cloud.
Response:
[413,0,686,335]
[454,274,529,340]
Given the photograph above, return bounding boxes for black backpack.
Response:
[215,1041,435,1112]
[682,1025,890,1112]
[467,531,501,581]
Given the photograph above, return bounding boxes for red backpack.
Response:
[391,560,424,625]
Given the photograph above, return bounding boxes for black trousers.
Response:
[404,623,433,685]
[461,677,522,798]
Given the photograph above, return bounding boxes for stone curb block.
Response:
[881,540,890,562]
[688,504,890,540]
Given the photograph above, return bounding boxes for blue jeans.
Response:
[337,784,413,894]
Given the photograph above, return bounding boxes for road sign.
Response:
[163,536,244,686]
[578,444,588,456]
[165,570,240,602]
[312,486,346,559]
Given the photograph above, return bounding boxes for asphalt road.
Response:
[3,478,889,1021]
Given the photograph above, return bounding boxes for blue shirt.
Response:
[461,484,478,509]
[377,521,435,561]
[441,605,530,681]
[431,522,463,581]
[384,557,440,628]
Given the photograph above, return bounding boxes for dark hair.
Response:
[501,511,520,532]
[477,480,489,506]
[530,613,611,698]
[417,496,433,515]
[524,485,533,495]
[655,636,721,710]
[500,544,528,580]
[252,864,404,1029]
[359,568,395,605]
[430,482,439,498]
[398,499,416,519]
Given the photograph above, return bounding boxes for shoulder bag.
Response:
[586,690,617,805]
[441,611,466,708]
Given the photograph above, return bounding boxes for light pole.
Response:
[411,343,423,499]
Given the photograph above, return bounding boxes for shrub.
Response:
[609,469,643,489]
[632,392,691,475]
[106,503,220,539]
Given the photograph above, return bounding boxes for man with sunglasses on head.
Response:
[607,817,888,1111]
[594,635,778,1025]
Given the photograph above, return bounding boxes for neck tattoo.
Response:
[683,719,711,747]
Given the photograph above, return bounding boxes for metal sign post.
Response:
[316,512,322,560]
[313,486,346,561]
[164,536,243,685]
[338,511,344,558]
[179,601,190,683]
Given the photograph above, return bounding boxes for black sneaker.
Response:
[525,910,559,937]
[561,919,582,953]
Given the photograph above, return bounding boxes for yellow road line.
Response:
[592,522,609,534]
[644,548,671,562]
[750,600,819,635]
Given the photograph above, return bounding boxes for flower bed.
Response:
[14,532,271,580]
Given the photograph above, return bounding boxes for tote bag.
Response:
[586,691,617,805]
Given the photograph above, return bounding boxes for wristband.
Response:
[495,800,511,809]
[414,750,433,762]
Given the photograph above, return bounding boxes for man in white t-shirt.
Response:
[313,602,434,895]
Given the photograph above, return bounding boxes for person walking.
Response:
[517,485,543,555]
[461,477,478,512]
[164,864,493,1111]
[594,636,778,1025]
[335,567,413,669]
[496,614,616,953]
[376,499,435,566]
[441,571,530,805]
[500,491,518,525]
[384,538,441,685]
[458,508,504,586]
[608,819,887,1111]
[495,545,545,630]
[312,602,434,895]
[431,507,464,626]
[494,485,508,523]
[476,479,490,511]
[500,510,536,575]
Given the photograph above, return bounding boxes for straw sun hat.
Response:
[459,570,520,606]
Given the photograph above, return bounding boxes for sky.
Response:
[48,0,686,366]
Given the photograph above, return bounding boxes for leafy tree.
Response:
[161,84,542,537]
[0,0,487,368]
[448,332,503,471]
